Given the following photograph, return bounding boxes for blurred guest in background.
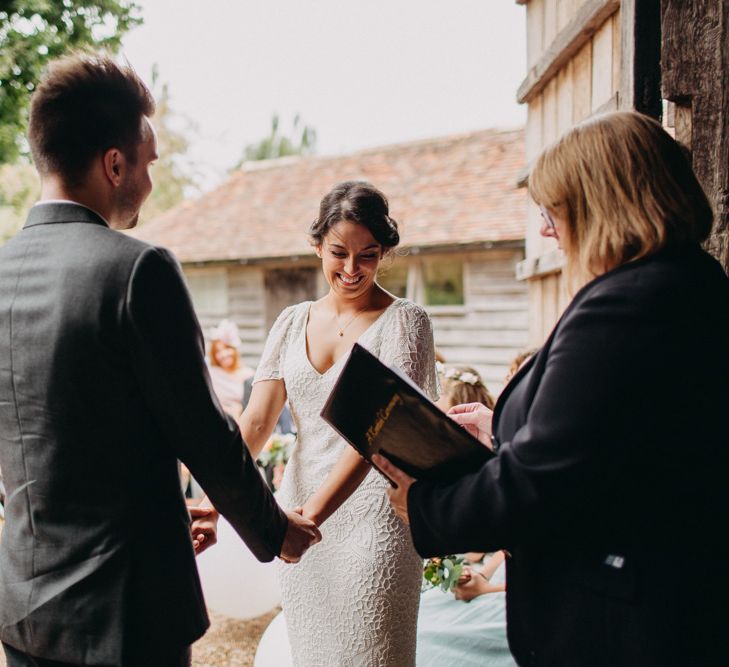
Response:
[208,319,253,418]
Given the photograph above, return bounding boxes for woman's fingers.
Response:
[447,402,485,415]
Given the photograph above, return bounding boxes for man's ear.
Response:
[102,148,124,187]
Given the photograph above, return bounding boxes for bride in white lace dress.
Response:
[241,181,438,666]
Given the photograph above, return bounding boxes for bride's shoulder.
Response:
[390,297,430,320]
[269,301,311,336]
[381,298,433,335]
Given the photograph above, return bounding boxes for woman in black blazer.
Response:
[375,112,729,666]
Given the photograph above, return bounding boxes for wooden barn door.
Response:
[264,267,318,332]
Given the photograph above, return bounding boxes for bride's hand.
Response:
[293,504,319,526]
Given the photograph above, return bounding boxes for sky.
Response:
[122,0,527,192]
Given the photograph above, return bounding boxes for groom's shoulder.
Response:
[92,228,179,269]
[75,229,184,292]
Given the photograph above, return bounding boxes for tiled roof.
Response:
[133,128,526,263]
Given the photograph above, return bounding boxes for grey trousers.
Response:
[2,642,192,667]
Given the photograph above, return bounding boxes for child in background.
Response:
[208,319,254,418]
[416,363,516,667]
[435,362,496,412]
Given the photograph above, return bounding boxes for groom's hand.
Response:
[189,506,219,555]
[279,510,322,564]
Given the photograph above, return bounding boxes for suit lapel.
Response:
[491,289,587,435]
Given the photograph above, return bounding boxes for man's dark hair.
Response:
[28,51,155,187]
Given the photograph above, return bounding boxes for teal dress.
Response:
[416,562,516,666]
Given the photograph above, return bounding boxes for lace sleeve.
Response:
[381,301,440,401]
[253,304,298,383]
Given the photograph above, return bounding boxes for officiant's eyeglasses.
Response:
[539,205,558,236]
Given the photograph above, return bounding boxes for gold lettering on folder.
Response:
[365,394,402,446]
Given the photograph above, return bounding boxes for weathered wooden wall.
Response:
[518,0,624,344]
[431,249,529,394]
[661,0,729,271]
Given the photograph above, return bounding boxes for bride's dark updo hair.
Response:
[309,181,400,250]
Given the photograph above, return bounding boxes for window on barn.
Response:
[422,259,464,306]
[185,267,229,317]
[377,262,408,298]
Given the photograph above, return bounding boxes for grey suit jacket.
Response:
[0,203,288,665]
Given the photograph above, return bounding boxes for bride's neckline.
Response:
[302,298,402,376]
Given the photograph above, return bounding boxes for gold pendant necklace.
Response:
[337,307,366,337]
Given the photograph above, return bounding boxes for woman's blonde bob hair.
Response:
[528,111,713,289]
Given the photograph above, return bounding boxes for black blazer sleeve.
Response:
[407,280,667,556]
[125,246,288,561]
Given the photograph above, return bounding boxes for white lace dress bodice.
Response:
[254,298,438,667]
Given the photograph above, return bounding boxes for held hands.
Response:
[279,510,322,564]
[447,402,494,449]
[189,505,220,556]
[372,453,416,526]
[453,566,506,602]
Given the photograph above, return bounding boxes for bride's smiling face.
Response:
[317,220,383,299]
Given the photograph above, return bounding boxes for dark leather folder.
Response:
[320,343,494,486]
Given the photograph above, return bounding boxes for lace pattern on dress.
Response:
[258,298,438,667]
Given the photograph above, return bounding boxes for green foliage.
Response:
[138,67,198,225]
[0,0,142,164]
[235,113,317,168]
[0,160,39,242]
[423,555,465,593]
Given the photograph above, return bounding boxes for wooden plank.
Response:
[467,263,525,277]
[558,272,570,312]
[529,278,544,347]
[468,298,531,313]
[467,273,529,287]
[432,329,530,347]
[618,0,661,117]
[542,78,559,145]
[611,9,621,95]
[516,248,565,280]
[527,0,546,68]
[572,40,593,122]
[526,93,544,163]
[557,60,574,133]
[543,0,559,48]
[591,18,614,111]
[432,346,528,366]
[557,0,578,32]
[541,273,561,331]
[593,92,619,115]
[517,0,620,104]
[430,312,529,330]
[228,266,264,287]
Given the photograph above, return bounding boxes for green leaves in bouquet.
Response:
[422,555,465,593]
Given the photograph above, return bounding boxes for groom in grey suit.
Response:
[0,52,320,666]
